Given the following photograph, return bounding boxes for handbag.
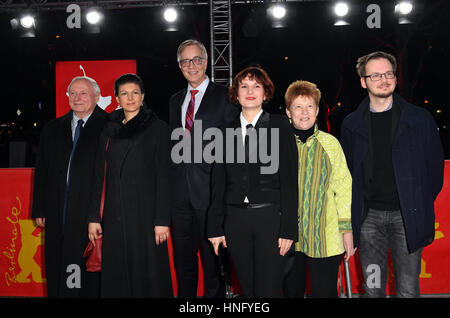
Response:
[83,138,109,272]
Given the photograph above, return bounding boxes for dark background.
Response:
[0,0,449,167]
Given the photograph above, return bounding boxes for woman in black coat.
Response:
[88,74,173,297]
[207,66,298,297]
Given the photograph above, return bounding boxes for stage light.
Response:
[270,5,286,19]
[333,2,350,26]
[395,1,414,24]
[268,4,287,28]
[397,1,413,15]
[86,8,103,25]
[163,7,178,23]
[20,15,35,28]
[334,2,349,17]
[162,7,179,31]
[10,14,36,37]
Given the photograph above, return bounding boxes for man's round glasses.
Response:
[363,71,396,81]
[179,56,204,68]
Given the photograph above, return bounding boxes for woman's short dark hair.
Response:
[228,66,274,105]
[114,73,145,96]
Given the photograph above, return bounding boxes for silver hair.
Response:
[66,76,101,95]
[176,39,208,63]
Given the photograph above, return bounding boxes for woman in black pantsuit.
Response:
[207,66,298,297]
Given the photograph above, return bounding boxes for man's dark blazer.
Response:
[169,81,239,210]
[32,105,108,297]
[207,111,299,241]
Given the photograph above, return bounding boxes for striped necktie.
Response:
[185,89,198,131]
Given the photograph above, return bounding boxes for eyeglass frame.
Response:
[362,71,396,81]
[179,56,205,68]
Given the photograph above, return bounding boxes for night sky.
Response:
[0,0,449,166]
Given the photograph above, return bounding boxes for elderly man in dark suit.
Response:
[32,76,108,297]
[169,39,239,298]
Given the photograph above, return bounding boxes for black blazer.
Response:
[169,81,239,210]
[207,111,299,241]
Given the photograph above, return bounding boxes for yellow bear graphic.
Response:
[15,220,46,284]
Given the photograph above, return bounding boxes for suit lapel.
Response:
[252,111,270,160]
[62,112,74,159]
[194,82,215,121]
[173,88,186,129]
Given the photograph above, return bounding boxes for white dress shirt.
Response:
[239,109,263,203]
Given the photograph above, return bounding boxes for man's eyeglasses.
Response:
[179,56,205,68]
[363,71,396,81]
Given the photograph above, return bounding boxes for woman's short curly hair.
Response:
[284,80,321,109]
[228,66,274,105]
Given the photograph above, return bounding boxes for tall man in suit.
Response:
[32,76,108,297]
[169,39,239,298]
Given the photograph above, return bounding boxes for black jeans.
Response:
[284,252,342,298]
[360,209,422,298]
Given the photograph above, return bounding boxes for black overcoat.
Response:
[31,105,108,297]
[88,106,173,297]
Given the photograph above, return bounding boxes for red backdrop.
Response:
[1,162,450,296]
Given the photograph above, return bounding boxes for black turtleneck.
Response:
[293,125,315,143]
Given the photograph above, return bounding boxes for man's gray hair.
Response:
[66,76,101,95]
[176,39,208,63]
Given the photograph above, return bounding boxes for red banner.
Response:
[0,168,46,297]
[1,162,449,296]
[342,160,450,295]
[55,60,137,117]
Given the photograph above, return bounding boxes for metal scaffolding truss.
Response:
[209,0,232,86]
[0,0,321,11]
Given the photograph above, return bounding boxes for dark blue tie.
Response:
[62,119,84,230]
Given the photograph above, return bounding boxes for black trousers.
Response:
[284,251,342,298]
[171,188,225,298]
[225,204,288,298]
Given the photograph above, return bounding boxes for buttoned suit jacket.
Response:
[169,81,239,210]
[207,111,299,241]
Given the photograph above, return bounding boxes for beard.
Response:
[366,82,396,99]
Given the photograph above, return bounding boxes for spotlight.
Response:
[395,1,414,24]
[85,7,103,33]
[333,1,350,26]
[163,7,179,31]
[10,14,36,37]
[86,8,103,25]
[20,15,35,28]
[270,5,286,19]
[334,2,349,17]
[396,1,413,15]
[268,4,287,28]
[163,7,178,23]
